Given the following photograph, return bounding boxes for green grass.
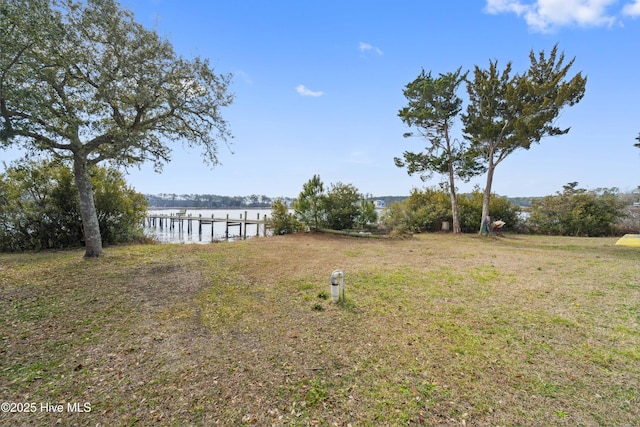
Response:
[1,233,639,426]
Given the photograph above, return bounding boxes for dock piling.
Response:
[145,211,272,242]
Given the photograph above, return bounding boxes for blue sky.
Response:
[3,0,640,197]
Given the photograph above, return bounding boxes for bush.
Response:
[91,167,149,244]
[293,175,324,230]
[0,159,148,251]
[293,176,377,231]
[321,182,362,230]
[527,183,627,236]
[381,186,520,234]
[269,200,302,235]
[381,187,449,233]
[457,188,521,233]
[356,198,379,230]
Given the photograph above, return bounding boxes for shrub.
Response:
[293,176,376,231]
[91,167,148,244]
[381,187,450,233]
[269,200,302,235]
[0,159,147,251]
[381,186,520,234]
[356,198,379,230]
[321,182,362,230]
[527,183,627,236]
[293,175,324,230]
[457,187,521,233]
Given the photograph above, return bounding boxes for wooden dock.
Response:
[145,211,271,240]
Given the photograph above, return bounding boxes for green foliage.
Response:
[457,188,521,233]
[293,175,324,230]
[381,187,520,234]
[397,68,484,233]
[0,159,148,252]
[528,183,627,236]
[396,68,484,182]
[462,44,587,228]
[322,182,362,230]
[381,188,451,234]
[293,176,376,231]
[0,160,82,251]
[357,198,379,230]
[0,0,233,167]
[269,199,302,235]
[463,45,587,162]
[90,167,149,245]
[1,0,233,256]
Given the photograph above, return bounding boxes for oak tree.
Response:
[0,0,233,256]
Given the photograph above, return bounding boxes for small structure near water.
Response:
[146,211,270,241]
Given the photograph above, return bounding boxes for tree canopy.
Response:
[462,44,587,231]
[0,0,233,256]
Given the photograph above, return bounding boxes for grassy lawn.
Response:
[1,233,639,426]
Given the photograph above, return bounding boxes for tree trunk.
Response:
[73,154,103,257]
[479,162,496,234]
[448,161,461,233]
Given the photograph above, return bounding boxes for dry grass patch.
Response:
[1,233,639,426]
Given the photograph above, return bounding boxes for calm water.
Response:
[145,208,273,244]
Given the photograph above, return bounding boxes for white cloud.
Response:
[623,0,640,16]
[485,0,529,15]
[485,0,623,32]
[235,70,253,85]
[295,84,324,97]
[359,42,383,56]
[345,150,372,165]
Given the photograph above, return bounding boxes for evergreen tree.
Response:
[462,45,586,233]
[397,68,484,233]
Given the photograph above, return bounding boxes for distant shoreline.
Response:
[148,206,270,210]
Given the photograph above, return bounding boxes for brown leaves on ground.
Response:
[1,233,639,426]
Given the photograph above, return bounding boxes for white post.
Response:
[330,270,344,303]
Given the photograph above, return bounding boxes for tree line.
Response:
[147,193,543,210]
[145,194,294,209]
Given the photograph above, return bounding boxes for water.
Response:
[145,208,273,244]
